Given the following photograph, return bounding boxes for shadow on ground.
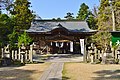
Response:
[33,54,83,61]
[0,69,38,80]
[62,76,70,80]
[92,69,120,80]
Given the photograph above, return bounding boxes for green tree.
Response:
[64,12,74,20]
[93,0,112,51]
[76,3,98,30]
[11,0,34,30]
[76,3,90,20]
[18,31,32,47]
[114,0,120,30]
[0,14,14,47]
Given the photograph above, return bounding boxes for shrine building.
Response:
[26,19,97,55]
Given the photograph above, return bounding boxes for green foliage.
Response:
[8,30,18,48]
[114,0,120,30]
[0,14,14,47]
[18,31,32,47]
[92,31,111,50]
[76,3,90,20]
[64,12,74,20]
[11,0,34,30]
[92,0,113,51]
[86,15,98,30]
[76,3,98,30]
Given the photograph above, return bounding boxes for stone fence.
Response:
[0,44,35,64]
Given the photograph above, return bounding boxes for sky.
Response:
[30,0,100,19]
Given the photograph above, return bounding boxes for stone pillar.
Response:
[91,54,94,63]
[12,50,14,59]
[25,50,28,60]
[18,48,21,60]
[87,50,91,62]
[70,41,73,52]
[15,50,18,60]
[29,45,33,62]
[98,50,101,59]
[94,47,97,60]
[21,52,25,63]
[1,48,4,58]
[101,51,106,64]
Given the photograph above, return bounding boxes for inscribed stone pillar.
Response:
[15,50,17,59]
[70,41,73,52]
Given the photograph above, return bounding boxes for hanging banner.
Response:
[80,39,84,55]
[70,41,73,52]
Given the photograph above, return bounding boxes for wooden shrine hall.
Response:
[26,20,97,54]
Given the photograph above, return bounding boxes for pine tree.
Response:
[64,12,74,20]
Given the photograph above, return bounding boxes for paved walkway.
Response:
[39,62,64,80]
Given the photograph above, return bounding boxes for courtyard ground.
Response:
[0,63,50,80]
[63,63,120,80]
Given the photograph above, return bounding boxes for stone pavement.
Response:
[39,62,64,80]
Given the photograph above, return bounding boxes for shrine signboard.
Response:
[111,32,120,46]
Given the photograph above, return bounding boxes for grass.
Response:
[0,62,51,80]
[62,62,120,80]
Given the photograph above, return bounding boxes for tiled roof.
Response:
[26,20,97,33]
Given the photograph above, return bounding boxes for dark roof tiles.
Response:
[26,20,96,33]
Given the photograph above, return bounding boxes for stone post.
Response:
[25,50,28,60]
[20,44,26,64]
[70,41,73,52]
[18,48,21,60]
[101,50,106,64]
[12,50,14,60]
[15,50,18,60]
[29,45,33,62]
[21,52,25,63]
[1,48,4,58]
[90,53,94,63]
[94,47,97,60]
